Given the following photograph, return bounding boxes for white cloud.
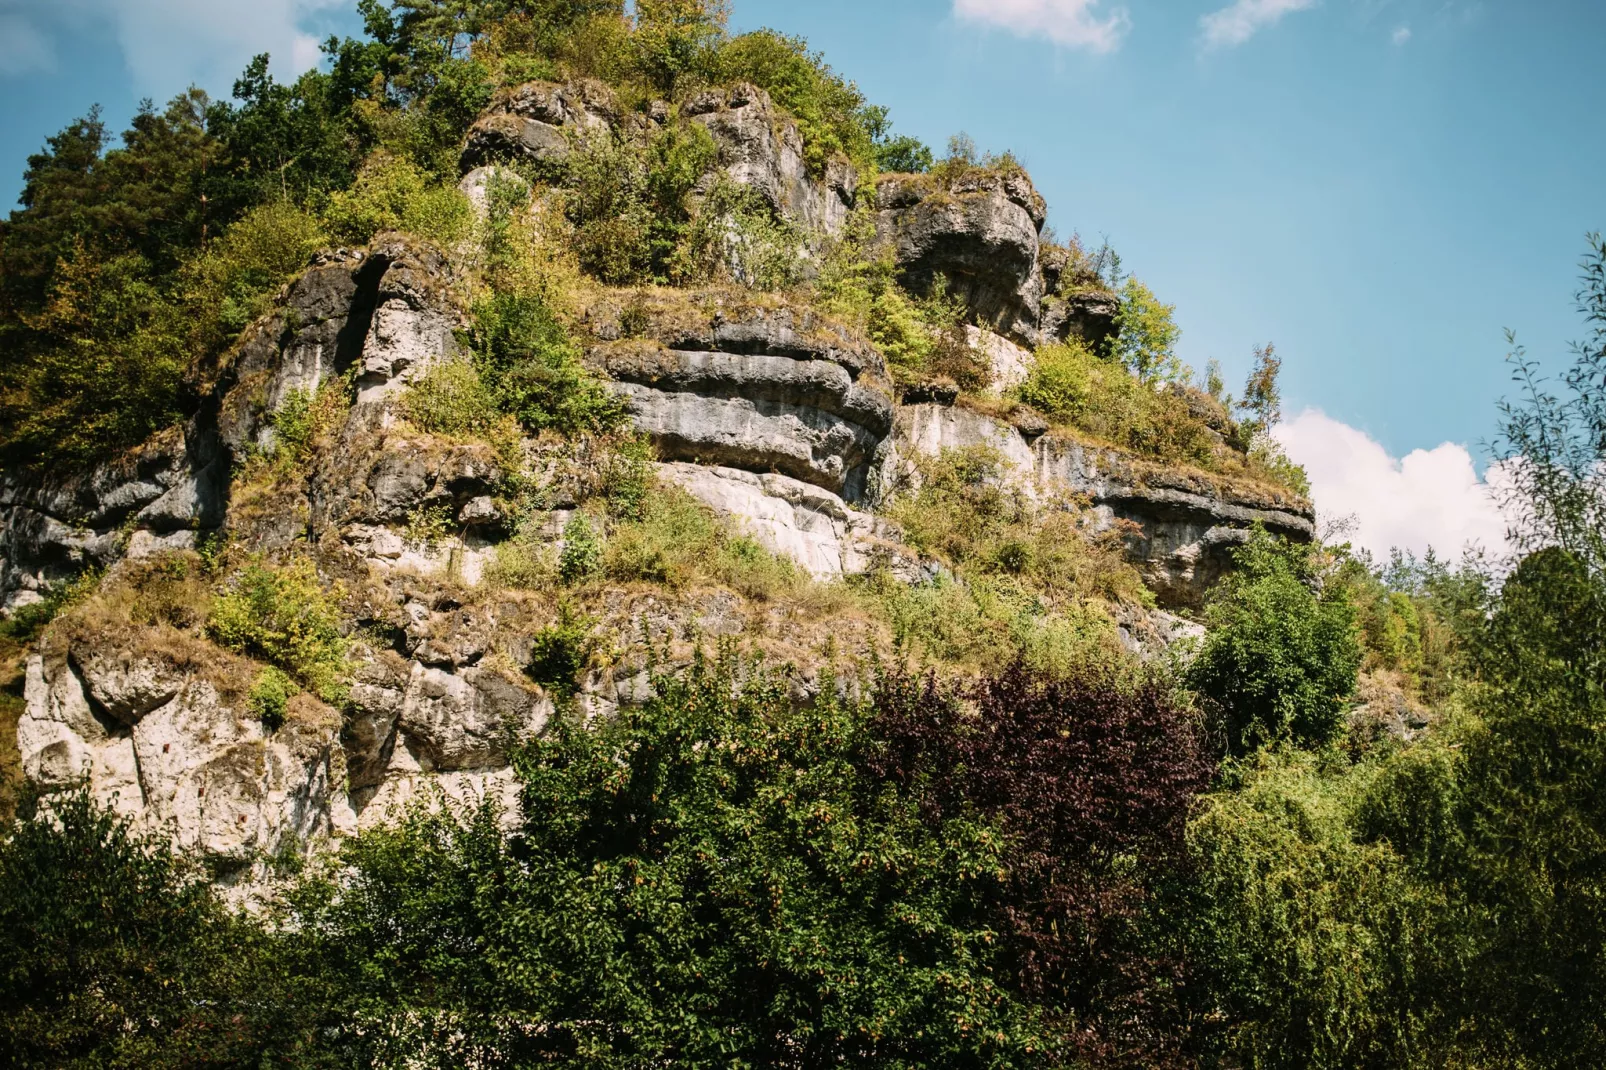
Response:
[1274,408,1513,561]
[1199,0,1317,49]
[3,0,346,97]
[0,12,57,75]
[1391,25,1412,45]
[953,0,1132,54]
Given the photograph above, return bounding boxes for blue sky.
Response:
[1,0,1600,556]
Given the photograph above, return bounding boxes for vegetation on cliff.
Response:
[1,1,1603,1067]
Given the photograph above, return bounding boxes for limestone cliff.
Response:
[0,76,1312,879]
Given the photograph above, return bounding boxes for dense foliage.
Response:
[4,1,1606,1066]
[1187,530,1362,754]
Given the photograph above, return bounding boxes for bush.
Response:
[1179,747,1461,1069]
[557,512,602,584]
[1187,530,1362,754]
[1016,338,1222,468]
[287,654,1057,1065]
[321,151,475,247]
[181,200,328,347]
[400,358,506,439]
[207,559,348,702]
[1109,277,1183,383]
[469,291,629,437]
[882,446,1144,606]
[524,606,595,697]
[632,0,728,96]
[248,667,295,731]
[871,661,1216,1060]
[0,249,186,467]
[676,177,804,291]
[715,29,877,173]
[0,789,315,1065]
[602,485,802,599]
[566,122,718,285]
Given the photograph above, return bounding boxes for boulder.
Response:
[459,80,618,175]
[1040,288,1121,350]
[659,462,924,580]
[876,169,1046,345]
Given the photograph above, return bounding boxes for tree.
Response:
[1237,342,1283,431]
[1109,277,1183,383]
[633,0,728,96]
[1188,529,1362,754]
[1496,232,1606,573]
[0,789,331,1067]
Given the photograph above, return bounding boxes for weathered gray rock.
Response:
[876,170,1046,345]
[71,647,186,725]
[459,80,618,175]
[0,428,224,614]
[685,83,857,236]
[588,298,895,501]
[965,325,1034,390]
[660,462,926,580]
[1039,287,1121,350]
[21,649,343,863]
[891,403,1315,607]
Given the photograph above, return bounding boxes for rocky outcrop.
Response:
[585,295,895,502]
[460,80,855,240]
[460,79,619,175]
[890,402,1315,607]
[685,83,857,236]
[2,89,1323,881]
[20,640,342,866]
[876,170,1046,345]
[660,462,930,581]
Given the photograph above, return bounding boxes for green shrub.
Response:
[566,122,718,285]
[676,177,804,291]
[715,29,877,173]
[401,360,503,438]
[1187,530,1362,753]
[0,789,318,1064]
[882,446,1144,606]
[602,485,802,599]
[0,249,186,467]
[0,570,101,643]
[322,151,475,247]
[632,0,728,96]
[402,359,528,489]
[557,513,602,585]
[248,667,295,732]
[524,606,595,697]
[1016,338,1223,468]
[469,291,629,437]
[1179,747,1461,1069]
[208,559,348,702]
[288,654,1053,1064]
[182,201,328,346]
[1109,277,1184,383]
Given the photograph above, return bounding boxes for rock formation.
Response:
[1,78,1315,877]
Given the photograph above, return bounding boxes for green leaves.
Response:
[1188,529,1362,754]
[207,558,349,703]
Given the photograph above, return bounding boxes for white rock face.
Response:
[891,403,1038,484]
[966,326,1034,391]
[20,652,343,862]
[889,402,1316,606]
[660,462,908,578]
